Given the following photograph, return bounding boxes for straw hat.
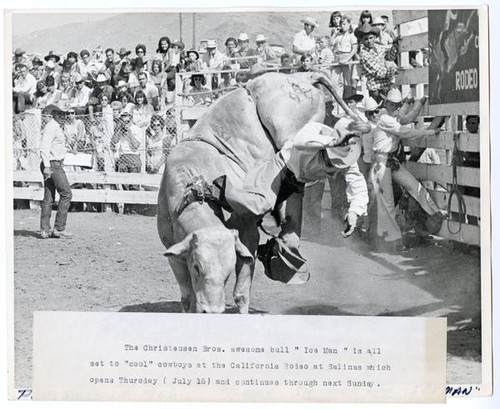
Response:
[96,73,108,83]
[206,40,217,49]
[237,33,250,42]
[382,88,403,104]
[360,96,382,112]
[255,34,267,42]
[300,17,319,27]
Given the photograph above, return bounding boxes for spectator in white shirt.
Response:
[201,40,226,71]
[293,17,319,59]
[13,63,37,113]
[136,71,159,111]
[70,74,91,114]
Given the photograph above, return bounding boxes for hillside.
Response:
[11,10,386,56]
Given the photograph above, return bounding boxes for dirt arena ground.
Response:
[12,208,482,389]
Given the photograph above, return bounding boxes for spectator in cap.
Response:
[13,48,31,71]
[44,50,61,64]
[201,40,226,70]
[293,17,319,58]
[356,23,399,101]
[88,73,114,115]
[69,73,91,114]
[372,17,394,53]
[115,47,132,75]
[39,104,73,239]
[184,49,203,72]
[237,33,257,69]
[111,105,143,176]
[42,59,61,86]
[255,34,278,63]
[13,63,37,113]
[30,58,45,81]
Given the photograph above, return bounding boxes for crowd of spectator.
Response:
[11,10,414,178]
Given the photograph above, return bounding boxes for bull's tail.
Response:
[310,72,362,122]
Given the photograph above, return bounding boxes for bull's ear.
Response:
[232,230,254,263]
[164,234,192,258]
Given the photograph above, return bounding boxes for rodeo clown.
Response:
[205,121,369,284]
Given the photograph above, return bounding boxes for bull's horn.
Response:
[311,72,362,122]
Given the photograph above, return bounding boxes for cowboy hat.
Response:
[205,40,217,49]
[257,237,310,284]
[42,104,68,115]
[237,33,250,42]
[117,47,131,57]
[342,86,364,102]
[382,88,403,104]
[186,49,200,59]
[325,140,362,169]
[31,56,43,66]
[14,48,26,56]
[95,73,108,83]
[44,51,61,62]
[354,23,381,39]
[117,80,128,88]
[300,16,319,27]
[255,34,267,42]
[360,96,382,112]
[171,40,185,50]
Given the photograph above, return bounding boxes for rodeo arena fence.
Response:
[12,10,481,246]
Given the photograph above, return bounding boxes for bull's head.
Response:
[165,227,253,313]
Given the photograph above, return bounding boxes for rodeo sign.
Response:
[428,9,479,115]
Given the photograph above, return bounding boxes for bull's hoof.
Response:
[234,295,249,314]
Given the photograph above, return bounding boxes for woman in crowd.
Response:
[187,74,211,106]
[135,44,148,66]
[65,51,79,75]
[145,115,174,174]
[43,75,62,107]
[150,59,168,108]
[64,108,87,154]
[116,90,135,112]
[329,11,343,36]
[34,80,50,109]
[58,72,75,104]
[155,36,171,69]
[132,89,154,128]
[358,10,373,26]
[224,37,241,67]
[77,49,92,82]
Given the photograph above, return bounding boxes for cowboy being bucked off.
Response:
[187,121,369,283]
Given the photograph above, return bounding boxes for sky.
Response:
[11,12,119,37]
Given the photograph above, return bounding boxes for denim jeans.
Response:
[40,161,73,233]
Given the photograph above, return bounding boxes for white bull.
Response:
[158,72,358,313]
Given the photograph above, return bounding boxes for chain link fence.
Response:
[12,107,178,175]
